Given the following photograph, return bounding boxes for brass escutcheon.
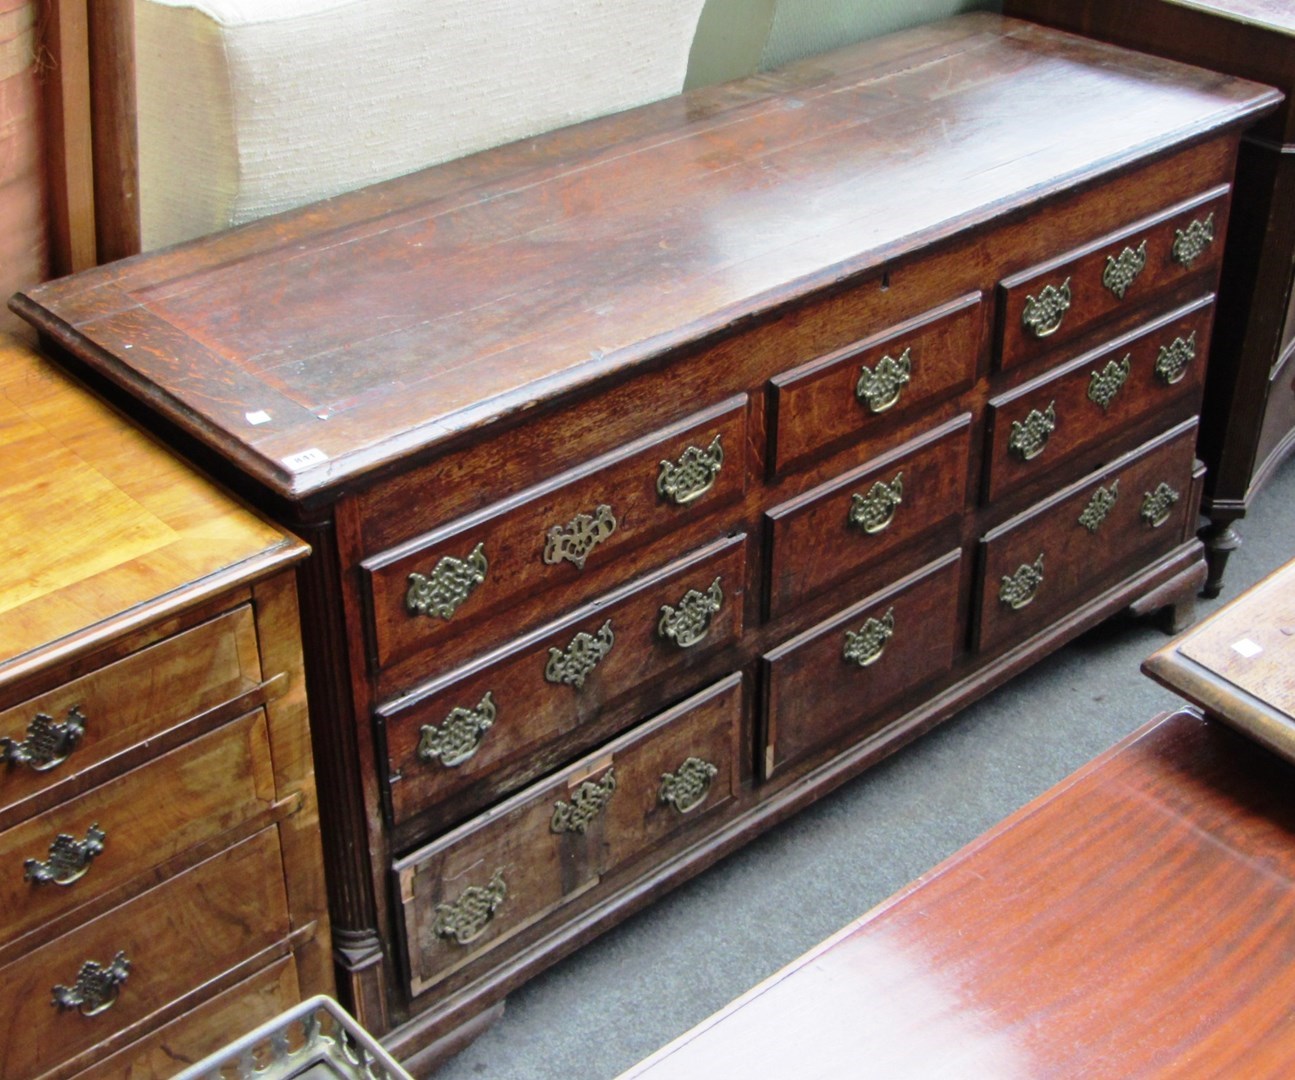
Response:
[406,543,488,620]
[1021,278,1071,339]
[657,435,724,506]
[849,472,903,534]
[543,505,617,569]
[1141,483,1180,528]
[1,707,86,772]
[551,770,617,834]
[1172,213,1215,268]
[417,692,496,768]
[1078,481,1119,534]
[545,620,615,689]
[1154,333,1196,386]
[856,348,912,413]
[999,554,1045,611]
[1088,356,1130,412]
[432,869,507,946]
[1102,240,1147,300]
[658,578,724,648]
[1008,402,1057,461]
[25,824,107,886]
[843,607,895,668]
[659,757,719,815]
[52,952,131,1016]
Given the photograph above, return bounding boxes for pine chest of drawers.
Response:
[0,337,333,1077]
[11,14,1279,1069]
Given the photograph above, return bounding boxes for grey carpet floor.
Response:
[432,452,1295,1079]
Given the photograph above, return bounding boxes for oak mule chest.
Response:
[12,15,1279,1070]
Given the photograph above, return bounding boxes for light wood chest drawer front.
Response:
[761,551,962,779]
[394,675,742,997]
[0,709,277,953]
[998,186,1229,371]
[362,398,747,674]
[976,420,1199,654]
[0,607,262,821]
[765,415,971,619]
[769,293,982,475]
[381,535,746,832]
[984,295,1214,504]
[0,828,291,1080]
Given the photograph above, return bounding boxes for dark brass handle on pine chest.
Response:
[1078,481,1119,534]
[1154,333,1196,386]
[406,542,488,620]
[843,607,895,668]
[1,707,86,772]
[1141,483,1180,528]
[1021,278,1071,339]
[659,757,719,815]
[551,769,617,833]
[1102,240,1147,300]
[1007,402,1056,461]
[417,692,496,768]
[545,620,614,689]
[848,472,903,534]
[999,554,1045,611]
[25,823,107,886]
[1172,213,1215,268]
[657,435,724,506]
[543,505,617,569]
[1088,357,1130,412]
[856,347,912,413]
[52,952,131,1016]
[658,577,724,648]
[432,869,507,946]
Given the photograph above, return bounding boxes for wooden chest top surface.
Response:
[11,15,1277,501]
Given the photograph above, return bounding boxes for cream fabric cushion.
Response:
[135,0,707,250]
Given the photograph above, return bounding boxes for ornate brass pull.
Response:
[1007,401,1057,461]
[659,757,718,815]
[406,543,488,620]
[658,577,724,648]
[1154,332,1196,386]
[25,824,107,886]
[1172,213,1215,268]
[545,620,614,689]
[1021,278,1071,339]
[52,952,131,1016]
[843,607,895,668]
[855,347,912,413]
[848,472,903,534]
[1,707,86,772]
[999,554,1045,611]
[1141,483,1180,528]
[432,869,507,946]
[543,505,617,569]
[551,769,617,833]
[658,435,724,506]
[1088,356,1130,412]
[1102,240,1147,300]
[417,692,496,768]
[1078,481,1119,534]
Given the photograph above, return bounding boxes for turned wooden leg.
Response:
[1199,519,1242,599]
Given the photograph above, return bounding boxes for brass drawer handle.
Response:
[855,347,911,414]
[417,692,496,768]
[432,869,507,946]
[848,472,903,534]
[406,542,488,620]
[1141,483,1181,528]
[52,952,131,1016]
[999,554,1045,611]
[1172,212,1215,268]
[1008,401,1057,461]
[25,824,107,887]
[1021,278,1071,339]
[843,607,895,668]
[1088,356,1130,412]
[543,504,617,569]
[1,707,86,772]
[658,577,724,648]
[551,769,617,834]
[658,435,724,506]
[659,757,719,815]
[1154,332,1196,386]
[1078,481,1119,533]
[545,620,614,690]
[1102,240,1147,300]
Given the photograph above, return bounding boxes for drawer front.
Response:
[0,607,262,820]
[363,397,748,674]
[984,295,1213,504]
[769,293,982,474]
[0,709,276,951]
[761,551,963,779]
[394,675,742,996]
[998,187,1229,371]
[0,828,290,1080]
[381,535,746,831]
[976,420,1199,654]
[766,414,971,619]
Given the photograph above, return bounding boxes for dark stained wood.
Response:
[86,0,139,263]
[623,707,1295,1079]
